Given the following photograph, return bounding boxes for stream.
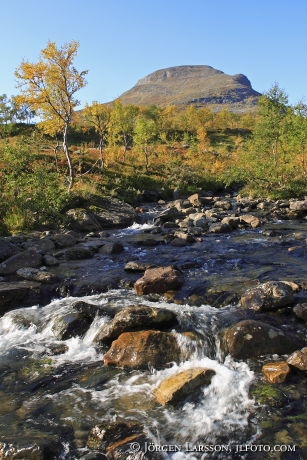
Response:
[1,214,307,459]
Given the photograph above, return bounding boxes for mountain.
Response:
[115,65,261,112]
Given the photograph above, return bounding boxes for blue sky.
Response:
[2,0,307,107]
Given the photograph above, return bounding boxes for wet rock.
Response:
[154,206,183,224]
[239,214,262,228]
[250,383,287,407]
[126,233,165,246]
[170,238,188,247]
[287,348,307,371]
[262,361,291,383]
[52,311,93,340]
[52,233,77,247]
[43,254,59,266]
[173,231,195,242]
[293,303,307,322]
[240,281,294,312]
[46,343,69,355]
[0,249,42,275]
[16,267,58,283]
[65,246,95,260]
[103,330,181,369]
[80,453,108,460]
[94,305,177,344]
[208,222,231,233]
[154,367,215,405]
[124,261,156,272]
[98,242,124,255]
[87,421,163,460]
[24,237,56,252]
[134,266,183,295]
[224,320,305,359]
[0,280,41,314]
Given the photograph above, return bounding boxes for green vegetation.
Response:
[1,41,307,234]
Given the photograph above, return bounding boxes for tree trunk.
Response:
[63,123,74,191]
[99,136,104,170]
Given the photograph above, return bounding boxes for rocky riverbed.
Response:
[1,193,307,459]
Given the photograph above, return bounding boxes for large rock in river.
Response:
[223,319,305,359]
[66,196,137,230]
[0,280,41,314]
[134,266,183,295]
[103,330,181,369]
[240,281,295,312]
[94,305,177,344]
[154,367,215,405]
[0,249,42,275]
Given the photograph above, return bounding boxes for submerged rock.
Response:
[94,305,177,344]
[154,367,215,405]
[134,266,183,295]
[224,319,305,359]
[103,330,181,369]
[87,421,163,460]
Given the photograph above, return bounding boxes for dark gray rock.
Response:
[0,280,41,315]
[0,249,43,275]
[0,239,19,262]
[98,242,124,255]
[52,311,93,340]
[223,319,305,359]
[94,305,178,344]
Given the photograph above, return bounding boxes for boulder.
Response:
[103,330,181,369]
[98,242,124,255]
[65,246,94,260]
[43,254,59,266]
[16,267,57,283]
[0,239,19,262]
[289,200,307,212]
[0,280,41,314]
[52,233,77,247]
[154,367,215,405]
[52,311,93,340]
[87,421,163,460]
[239,214,261,228]
[124,261,156,272]
[66,208,104,232]
[154,206,183,224]
[208,223,231,233]
[223,320,305,359]
[240,281,294,312]
[134,266,183,295]
[94,305,177,344]
[287,348,307,371]
[262,361,291,383]
[0,249,42,275]
[293,303,307,322]
[213,200,233,211]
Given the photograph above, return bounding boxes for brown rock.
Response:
[134,266,183,295]
[293,303,307,322]
[154,367,215,405]
[262,361,291,383]
[103,330,181,369]
[287,348,307,371]
[239,214,261,228]
[240,281,294,312]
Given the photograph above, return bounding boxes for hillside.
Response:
[116,65,261,112]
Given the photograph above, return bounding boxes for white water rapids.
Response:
[0,290,255,459]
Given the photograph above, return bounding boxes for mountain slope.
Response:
[116,65,261,112]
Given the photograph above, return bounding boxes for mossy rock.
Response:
[250,383,287,407]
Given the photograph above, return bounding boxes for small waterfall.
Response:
[0,290,255,459]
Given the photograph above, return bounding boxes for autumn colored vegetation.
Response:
[1,41,307,234]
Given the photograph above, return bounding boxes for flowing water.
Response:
[1,217,307,458]
[0,291,255,459]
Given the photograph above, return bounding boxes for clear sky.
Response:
[1,0,307,107]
